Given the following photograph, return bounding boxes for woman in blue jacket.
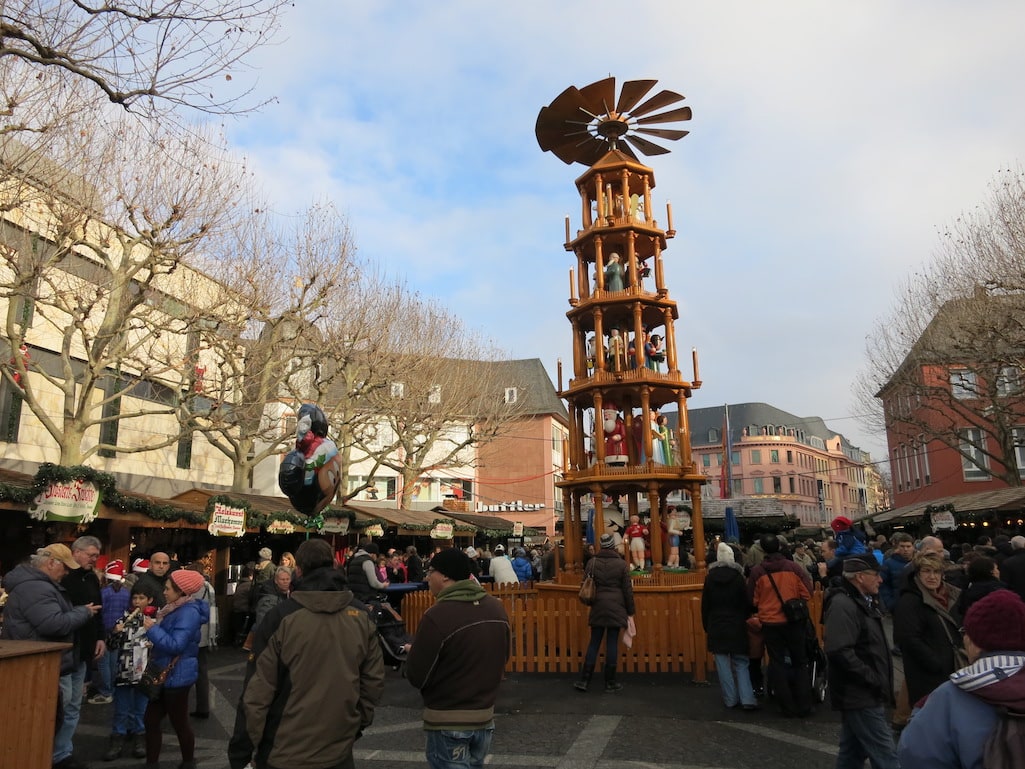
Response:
[511,548,535,583]
[141,568,209,769]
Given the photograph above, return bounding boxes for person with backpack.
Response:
[898,588,1025,769]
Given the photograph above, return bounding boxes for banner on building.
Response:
[28,479,102,524]
[430,522,454,540]
[208,502,246,537]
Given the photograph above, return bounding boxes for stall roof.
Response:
[439,510,520,531]
[863,487,1025,525]
[345,504,477,534]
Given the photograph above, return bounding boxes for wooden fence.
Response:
[400,580,825,681]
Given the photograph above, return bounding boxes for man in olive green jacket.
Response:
[244,539,384,769]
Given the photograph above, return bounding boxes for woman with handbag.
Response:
[893,552,964,707]
[141,568,210,769]
[573,533,635,693]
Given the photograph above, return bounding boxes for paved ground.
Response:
[72,646,861,769]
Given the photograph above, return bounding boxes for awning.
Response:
[863,487,1025,526]
[343,504,477,537]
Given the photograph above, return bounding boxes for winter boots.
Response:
[102,734,124,761]
[573,663,595,692]
[131,732,146,759]
[604,664,622,692]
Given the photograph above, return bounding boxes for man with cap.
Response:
[93,559,131,705]
[407,548,510,769]
[253,547,275,586]
[487,544,517,585]
[1,543,100,769]
[823,553,899,769]
[897,588,1025,768]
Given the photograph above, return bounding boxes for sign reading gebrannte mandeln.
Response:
[208,502,246,537]
[28,479,102,524]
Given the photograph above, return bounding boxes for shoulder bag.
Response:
[765,569,809,624]
[578,562,596,606]
[138,655,181,701]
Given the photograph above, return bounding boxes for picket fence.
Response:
[400,579,825,681]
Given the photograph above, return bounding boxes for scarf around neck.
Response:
[155,593,192,620]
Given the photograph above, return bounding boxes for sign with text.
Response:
[321,517,350,535]
[208,502,246,537]
[28,479,102,524]
[364,524,384,538]
[430,522,454,540]
[267,520,295,535]
[930,511,957,531]
[512,522,524,537]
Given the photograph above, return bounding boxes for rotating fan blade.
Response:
[624,134,671,156]
[630,89,685,118]
[616,79,657,114]
[550,130,596,165]
[578,77,616,116]
[536,86,596,158]
[636,106,693,125]
[616,141,639,162]
[635,127,690,141]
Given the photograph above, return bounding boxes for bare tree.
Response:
[0,0,287,123]
[348,297,529,508]
[0,116,246,465]
[855,168,1025,486]
[183,201,366,491]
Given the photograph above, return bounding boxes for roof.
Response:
[345,504,477,534]
[680,402,858,452]
[484,358,568,420]
[865,487,1025,525]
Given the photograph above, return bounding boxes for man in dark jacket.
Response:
[823,554,899,769]
[2,542,100,769]
[1000,535,1025,601]
[133,550,175,608]
[242,538,384,769]
[407,548,510,769]
[747,533,813,717]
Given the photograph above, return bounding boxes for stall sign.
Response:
[321,517,350,535]
[512,522,524,537]
[430,522,454,540]
[930,511,957,531]
[28,479,102,524]
[364,524,384,538]
[267,520,295,535]
[208,502,246,537]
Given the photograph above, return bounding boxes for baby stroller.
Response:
[364,596,412,670]
[807,620,828,704]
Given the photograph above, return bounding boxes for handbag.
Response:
[765,570,809,624]
[578,563,596,606]
[138,656,181,701]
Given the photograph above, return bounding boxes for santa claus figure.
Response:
[602,404,628,465]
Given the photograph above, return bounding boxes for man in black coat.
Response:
[823,554,899,769]
[1000,535,1025,601]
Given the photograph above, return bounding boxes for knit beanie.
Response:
[716,542,735,563]
[963,589,1025,652]
[258,547,273,561]
[430,548,472,581]
[599,533,616,549]
[831,516,853,533]
[170,569,205,596]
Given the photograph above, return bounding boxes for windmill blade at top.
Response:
[578,77,616,116]
[635,106,693,125]
[616,79,657,114]
[624,134,671,157]
[635,127,690,141]
[630,89,685,118]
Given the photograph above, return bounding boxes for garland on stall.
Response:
[31,463,210,523]
[481,526,540,539]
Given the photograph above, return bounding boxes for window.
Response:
[786,450,793,463]
[893,447,902,492]
[773,477,782,494]
[504,387,518,405]
[959,428,990,480]
[731,478,743,496]
[428,385,441,404]
[701,453,711,468]
[177,419,195,470]
[390,381,405,398]
[1014,428,1025,477]
[950,369,978,400]
[98,378,122,458]
[770,449,779,463]
[731,451,740,465]
[753,478,764,494]
[708,428,719,443]
[751,449,762,464]
[997,367,1021,397]
[788,477,795,493]
[0,377,22,443]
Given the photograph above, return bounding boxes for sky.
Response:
[212,0,1025,462]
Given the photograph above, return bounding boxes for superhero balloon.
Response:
[278,403,343,516]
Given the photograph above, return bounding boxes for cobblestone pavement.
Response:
[73,647,854,769]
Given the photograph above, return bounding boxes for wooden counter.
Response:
[0,640,70,769]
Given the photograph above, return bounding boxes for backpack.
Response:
[983,710,1025,769]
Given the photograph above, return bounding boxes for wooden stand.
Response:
[0,640,70,769]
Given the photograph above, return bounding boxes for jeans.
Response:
[98,648,116,697]
[583,626,621,667]
[836,705,900,769]
[713,653,756,707]
[112,684,147,736]
[425,727,495,769]
[54,662,86,762]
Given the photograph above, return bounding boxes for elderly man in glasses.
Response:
[1,542,101,769]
